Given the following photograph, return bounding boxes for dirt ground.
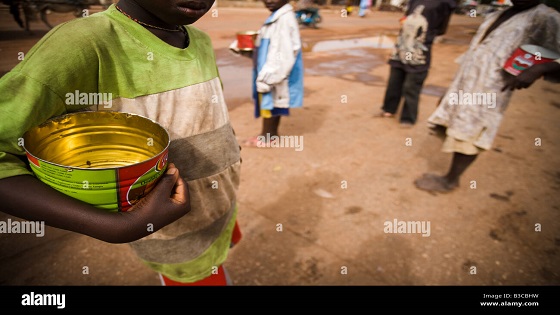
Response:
[0,3,559,287]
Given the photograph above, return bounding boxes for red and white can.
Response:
[236,31,258,51]
[503,44,560,76]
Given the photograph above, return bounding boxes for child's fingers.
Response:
[170,175,189,205]
[165,162,188,204]
[167,162,177,172]
[149,164,179,199]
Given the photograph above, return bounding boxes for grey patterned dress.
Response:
[428,4,560,150]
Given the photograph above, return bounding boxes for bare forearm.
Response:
[0,175,149,243]
[502,61,560,91]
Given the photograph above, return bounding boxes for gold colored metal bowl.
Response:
[23,111,170,212]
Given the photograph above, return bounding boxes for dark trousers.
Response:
[382,66,428,124]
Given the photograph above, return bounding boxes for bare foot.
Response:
[399,121,414,128]
[373,110,394,118]
[414,173,458,193]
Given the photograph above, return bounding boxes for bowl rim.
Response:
[22,111,171,171]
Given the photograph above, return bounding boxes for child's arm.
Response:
[0,164,190,243]
[502,61,560,91]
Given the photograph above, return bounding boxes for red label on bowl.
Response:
[118,150,168,211]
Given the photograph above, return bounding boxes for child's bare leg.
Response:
[445,152,477,185]
[261,116,281,137]
[415,153,477,192]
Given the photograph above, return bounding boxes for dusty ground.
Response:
[0,3,559,287]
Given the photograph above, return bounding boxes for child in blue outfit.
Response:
[242,0,304,147]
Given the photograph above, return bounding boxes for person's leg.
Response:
[400,70,428,124]
[261,115,281,137]
[9,3,24,28]
[381,66,406,116]
[243,108,288,147]
[445,152,477,185]
[414,152,477,193]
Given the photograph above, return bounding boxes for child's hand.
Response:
[502,64,545,92]
[256,81,272,93]
[501,61,560,92]
[239,50,254,58]
[123,163,190,239]
[132,163,189,210]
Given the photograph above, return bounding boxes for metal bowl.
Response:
[23,111,170,212]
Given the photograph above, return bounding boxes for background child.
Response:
[375,0,456,127]
[0,0,241,285]
[242,0,304,147]
[415,0,560,193]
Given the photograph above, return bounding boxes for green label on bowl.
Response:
[28,158,119,211]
